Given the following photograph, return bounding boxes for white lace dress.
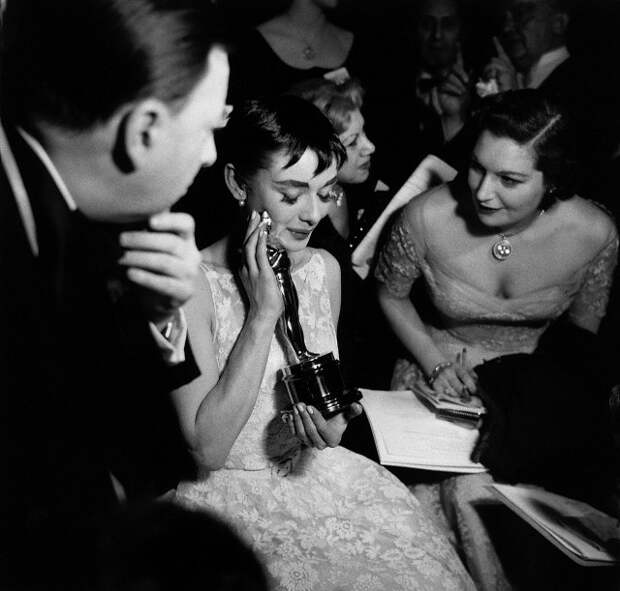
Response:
[176,251,475,591]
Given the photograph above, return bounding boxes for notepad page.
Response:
[361,389,485,473]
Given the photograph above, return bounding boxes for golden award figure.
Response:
[262,212,362,418]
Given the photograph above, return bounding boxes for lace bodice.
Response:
[376,208,618,367]
[202,251,338,471]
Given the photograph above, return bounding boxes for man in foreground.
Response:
[0,0,229,587]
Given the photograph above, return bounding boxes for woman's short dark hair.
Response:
[1,0,225,130]
[221,95,346,186]
[474,89,578,204]
[287,77,365,135]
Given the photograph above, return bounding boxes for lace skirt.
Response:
[177,446,475,591]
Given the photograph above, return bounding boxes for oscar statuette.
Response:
[262,212,362,418]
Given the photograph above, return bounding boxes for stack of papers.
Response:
[490,484,620,566]
[360,389,485,473]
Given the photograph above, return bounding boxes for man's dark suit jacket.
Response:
[0,125,200,588]
[539,56,617,184]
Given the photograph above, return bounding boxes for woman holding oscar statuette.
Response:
[171,96,475,591]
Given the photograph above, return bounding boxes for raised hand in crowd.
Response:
[483,36,519,92]
[435,49,473,140]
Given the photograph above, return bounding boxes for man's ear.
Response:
[551,11,569,37]
[224,163,247,204]
[116,99,171,172]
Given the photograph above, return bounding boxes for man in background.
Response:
[484,0,618,181]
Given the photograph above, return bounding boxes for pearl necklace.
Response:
[491,210,544,262]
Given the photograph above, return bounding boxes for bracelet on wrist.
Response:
[427,361,453,386]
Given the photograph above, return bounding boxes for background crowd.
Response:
[2,0,620,590]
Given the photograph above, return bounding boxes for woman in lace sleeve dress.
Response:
[170,96,476,591]
[376,90,618,590]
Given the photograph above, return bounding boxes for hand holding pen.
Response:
[428,348,478,402]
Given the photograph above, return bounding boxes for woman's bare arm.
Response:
[170,214,283,470]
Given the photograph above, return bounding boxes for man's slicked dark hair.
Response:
[1,0,225,130]
[221,95,346,185]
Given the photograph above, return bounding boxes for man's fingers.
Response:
[125,269,192,303]
[493,35,511,62]
[488,57,512,71]
[119,251,191,277]
[440,81,465,97]
[149,211,196,240]
[456,45,464,69]
[120,231,190,256]
[449,65,469,86]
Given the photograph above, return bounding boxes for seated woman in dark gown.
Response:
[376,90,618,590]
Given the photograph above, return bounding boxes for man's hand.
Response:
[118,211,201,328]
[435,51,472,120]
[482,37,519,92]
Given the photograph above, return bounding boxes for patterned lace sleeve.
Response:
[569,229,619,325]
[374,210,423,298]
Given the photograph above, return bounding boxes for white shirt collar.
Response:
[526,45,570,89]
[17,127,78,211]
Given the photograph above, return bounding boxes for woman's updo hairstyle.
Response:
[473,89,578,207]
[286,77,365,135]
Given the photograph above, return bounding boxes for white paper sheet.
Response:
[490,484,620,566]
[351,155,457,279]
[360,389,485,473]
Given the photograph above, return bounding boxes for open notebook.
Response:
[351,155,457,279]
[490,484,620,567]
[360,389,485,473]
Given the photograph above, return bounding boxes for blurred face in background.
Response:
[337,109,375,184]
[499,0,566,72]
[416,0,461,73]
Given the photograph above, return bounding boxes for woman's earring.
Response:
[540,185,558,211]
[331,184,344,207]
[238,197,246,207]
